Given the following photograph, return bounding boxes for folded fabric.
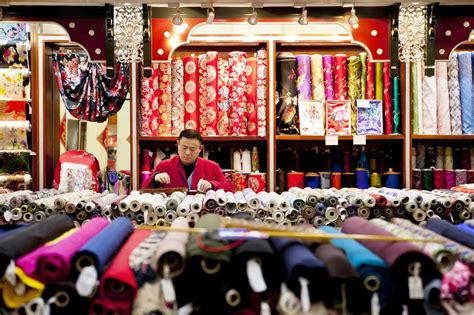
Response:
[425,218,474,249]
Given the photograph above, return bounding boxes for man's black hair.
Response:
[178,129,203,144]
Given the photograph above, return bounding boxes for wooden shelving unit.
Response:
[412,135,474,140]
[276,135,404,141]
[139,136,267,142]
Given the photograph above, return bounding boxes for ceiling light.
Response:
[172,6,183,26]
[207,7,215,24]
[348,5,359,29]
[298,7,308,25]
[248,7,258,25]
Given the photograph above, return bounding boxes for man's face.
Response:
[177,137,202,165]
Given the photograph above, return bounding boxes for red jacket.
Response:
[145,156,234,192]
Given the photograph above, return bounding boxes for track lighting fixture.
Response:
[348,4,359,28]
[298,6,308,25]
[172,5,183,26]
[207,7,215,24]
[248,7,258,25]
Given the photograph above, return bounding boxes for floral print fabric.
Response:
[0,121,29,150]
[326,100,351,135]
[356,100,383,135]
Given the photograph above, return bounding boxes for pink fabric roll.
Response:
[171,58,185,135]
[433,169,445,189]
[334,54,347,100]
[441,261,473,300]
[256,49,267,137]
[183,56,199,130]
[422,75,438,134]
[157,63,172,136]
[322,55,335,100]
[140,64,160,136]
[217,58,230,135]
[445,170,456,189]
[140,171,152,189]
[205,52,219,136]
[435,61,451,135]
[246,57,258,136]
[228,51,248,136]
[467,170,474,183]
[383,62,393,134]
[16,218,109,283]
[455,169,467,186]
[198,54,208,135]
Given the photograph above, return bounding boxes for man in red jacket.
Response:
[146,129,234,192]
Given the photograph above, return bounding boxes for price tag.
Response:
[76,266,98,297]
[408,262,424,300]
[247,258,267,293]
[353,135,366,145]
[357,99,371,108]
[325,135,338,146]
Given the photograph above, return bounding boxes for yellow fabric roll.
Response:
[310,54,325,102]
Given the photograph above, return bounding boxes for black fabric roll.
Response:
[276,53,299,134]
[0,214,74,277]
[276,169,286,194]
[314,243,371,313]
[40,283,87,315]
[342,173,355,188]
[453,148,462,170]
[425,147,436,168]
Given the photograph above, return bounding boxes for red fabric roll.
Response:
[334,54,348,100]
[91,230,151,314]
[246,57,258,136]
[140,64,159,136]
[331,172,342,189]
[256,49,267,137]
[141,150,152,172]
[217,58,230,135]
[343,150,351,173]
[467,170,474,183]
[366,60,375,99]
[228,51,248,136]
[461,148,470,170]
[369,193,388,207]
[287,172,305,189]
[157,63,172,136]
[433,169,446,189]
[205,52,219,136]
[171,58,185,135]
[198,54,208,135]
[383,62,393,134]
[183,56,200,131]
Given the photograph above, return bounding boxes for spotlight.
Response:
[348,5,359,28]
[248,7,258,25]
[207,7,215,24]
[172,6,183,26]
[298,6,308,25]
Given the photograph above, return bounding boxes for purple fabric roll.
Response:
[323,55,335,100]
[16,217,110,283]
[296,54,312,101]
[445,170,456,189]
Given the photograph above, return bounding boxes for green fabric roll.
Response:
[360,52,367,99]
[186,213,231,263]
[347,56,362,135]
[393,76,400,134]
[375,62,383,100]
[421,168,434,191]
[411,62,419,134]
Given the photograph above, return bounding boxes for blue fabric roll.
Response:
[425,218,474,249]
[458,52,473,134]
[315,202,326,216]
[73,217,133,273]
[456,223,474,236]
[270,238,327,300]
[355,169,369,189]
[305,174,320,188]
[331,149,343,172]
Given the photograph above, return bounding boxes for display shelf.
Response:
[412,135,474,140]
[276,135,404,141]
[139,136,267,142]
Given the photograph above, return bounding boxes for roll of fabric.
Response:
[416,62,424,133]
[183,56,200,131]
[422,74,438,134]
[416,145,426,169]
[205,51,219,136]
[471,147,474,169]
[342,217,440,315]
[382,63,393,134]
[334,54,347,100]
[245,56,258,136]
[435,61,451,134]
[447,53,463,135]
[425,218,474,249]
[356,99,383,135]
[322,55,335,100]
[72,217,133,276]
[320,171,331,189]
[287,172,305,189]
[457,52,473,134]
[445,170,456,189]
[311,54,325,102]
[453,147,462,169]
[228,51,248,136]
[15,218,109,284]
[276,52,299,135]
[256,48,268,137]
[342,172,355,187]
[304,172,320,188]
[433,169,445,189]
[444,146,453,169]
[347,56,361,135]
[140,64,157,136]
[198,54,208,135]
[298,100,325,135]
[91,229,151,314]
[383,171,400,189]
[456,224,474,236]
[151,217,189,277]
[331,172,342,189]
[411,62,420,134]
[276,169,286,193]
[0,68,26,98]
[366,59,375,99]
[425,146,436,168]
[296,54,312,101]
[0,99,27,120]
[375,62,383,101]
[217,58,230,136]
[0,214,74,277]
[359,52,367,99]
[468,169,474,183]
[393,76,400,134]
[171,58,185,135]
[0,120,29,150]
[326,100,351,135]
[412,169,422,189]
[157,63,172,136]
[370,173,382,187]
[355,168,369,189]
[461,147,470,170]
[271,237,328,302]
[435,146,444,169]
[455,169,467,186]
[421,168,434,190]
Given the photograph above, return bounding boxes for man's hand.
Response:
[154,173,171,184]
[198,179,212,192]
